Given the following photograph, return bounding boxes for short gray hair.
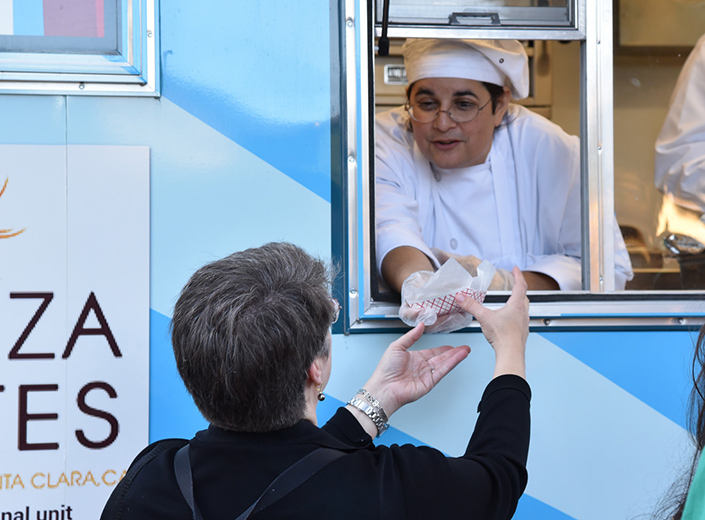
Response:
[171,242,336,432]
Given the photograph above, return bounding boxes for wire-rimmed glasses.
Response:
[406,97,492,124]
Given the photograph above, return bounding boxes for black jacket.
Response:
[108,374,531,520]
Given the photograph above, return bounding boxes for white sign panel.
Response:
[0,145,149,518]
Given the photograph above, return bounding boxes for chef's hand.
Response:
[398,270,473,333]
[431,248,514,291]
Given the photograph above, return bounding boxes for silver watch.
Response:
[348,397,389,437]
[356,388,389,423]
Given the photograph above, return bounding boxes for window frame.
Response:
[0,0,159,97]
[335,0,705,333]
[374,0,582,36]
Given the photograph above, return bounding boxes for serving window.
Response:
[333,0,705,332]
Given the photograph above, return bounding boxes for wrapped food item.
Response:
[399,258,496,333]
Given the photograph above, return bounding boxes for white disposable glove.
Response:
[399,270,474,333]
[488,266,514,291]
[431,248,514,291]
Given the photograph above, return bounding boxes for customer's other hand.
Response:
[455,266,529,379]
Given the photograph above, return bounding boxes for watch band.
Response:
[348,397,389,437]
[356,388,388,423]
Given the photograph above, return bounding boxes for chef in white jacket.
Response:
[376,39,633,329]
[655,33,705,215]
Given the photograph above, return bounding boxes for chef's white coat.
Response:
[655,34,705,213]
[376,104,634,290]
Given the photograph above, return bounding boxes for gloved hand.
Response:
[431,248,514,291]
[398,270,474,333]
[486,267,513,291]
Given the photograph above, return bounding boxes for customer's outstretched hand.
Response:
[361,323,471,418]
[456,266,529,379]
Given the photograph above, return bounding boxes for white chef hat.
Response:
[402,39,530,100]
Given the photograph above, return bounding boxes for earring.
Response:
[316,385,326,402]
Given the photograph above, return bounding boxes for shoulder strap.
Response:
[235,447,345,520]
[174,445,204,520]
[101,438,189,520]
[173,445,345,520]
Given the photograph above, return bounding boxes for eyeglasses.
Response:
[406,97,492,124]
[331,298,341,325]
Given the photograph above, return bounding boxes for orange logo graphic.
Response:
[0,177,26,239]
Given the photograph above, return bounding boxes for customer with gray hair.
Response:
[102,241,532,520]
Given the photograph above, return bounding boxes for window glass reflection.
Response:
[614,3,705,290]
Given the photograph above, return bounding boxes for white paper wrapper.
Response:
[403,258,496,317]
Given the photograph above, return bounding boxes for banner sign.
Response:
[0,145,150,518]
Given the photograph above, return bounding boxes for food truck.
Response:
[1,0,704,518]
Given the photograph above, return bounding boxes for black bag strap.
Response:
[174,444,205,520]
[101,438,189,520]
[173,444,344,520]
[238,447,345,519]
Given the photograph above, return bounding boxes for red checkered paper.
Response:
[410,287,486,317]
